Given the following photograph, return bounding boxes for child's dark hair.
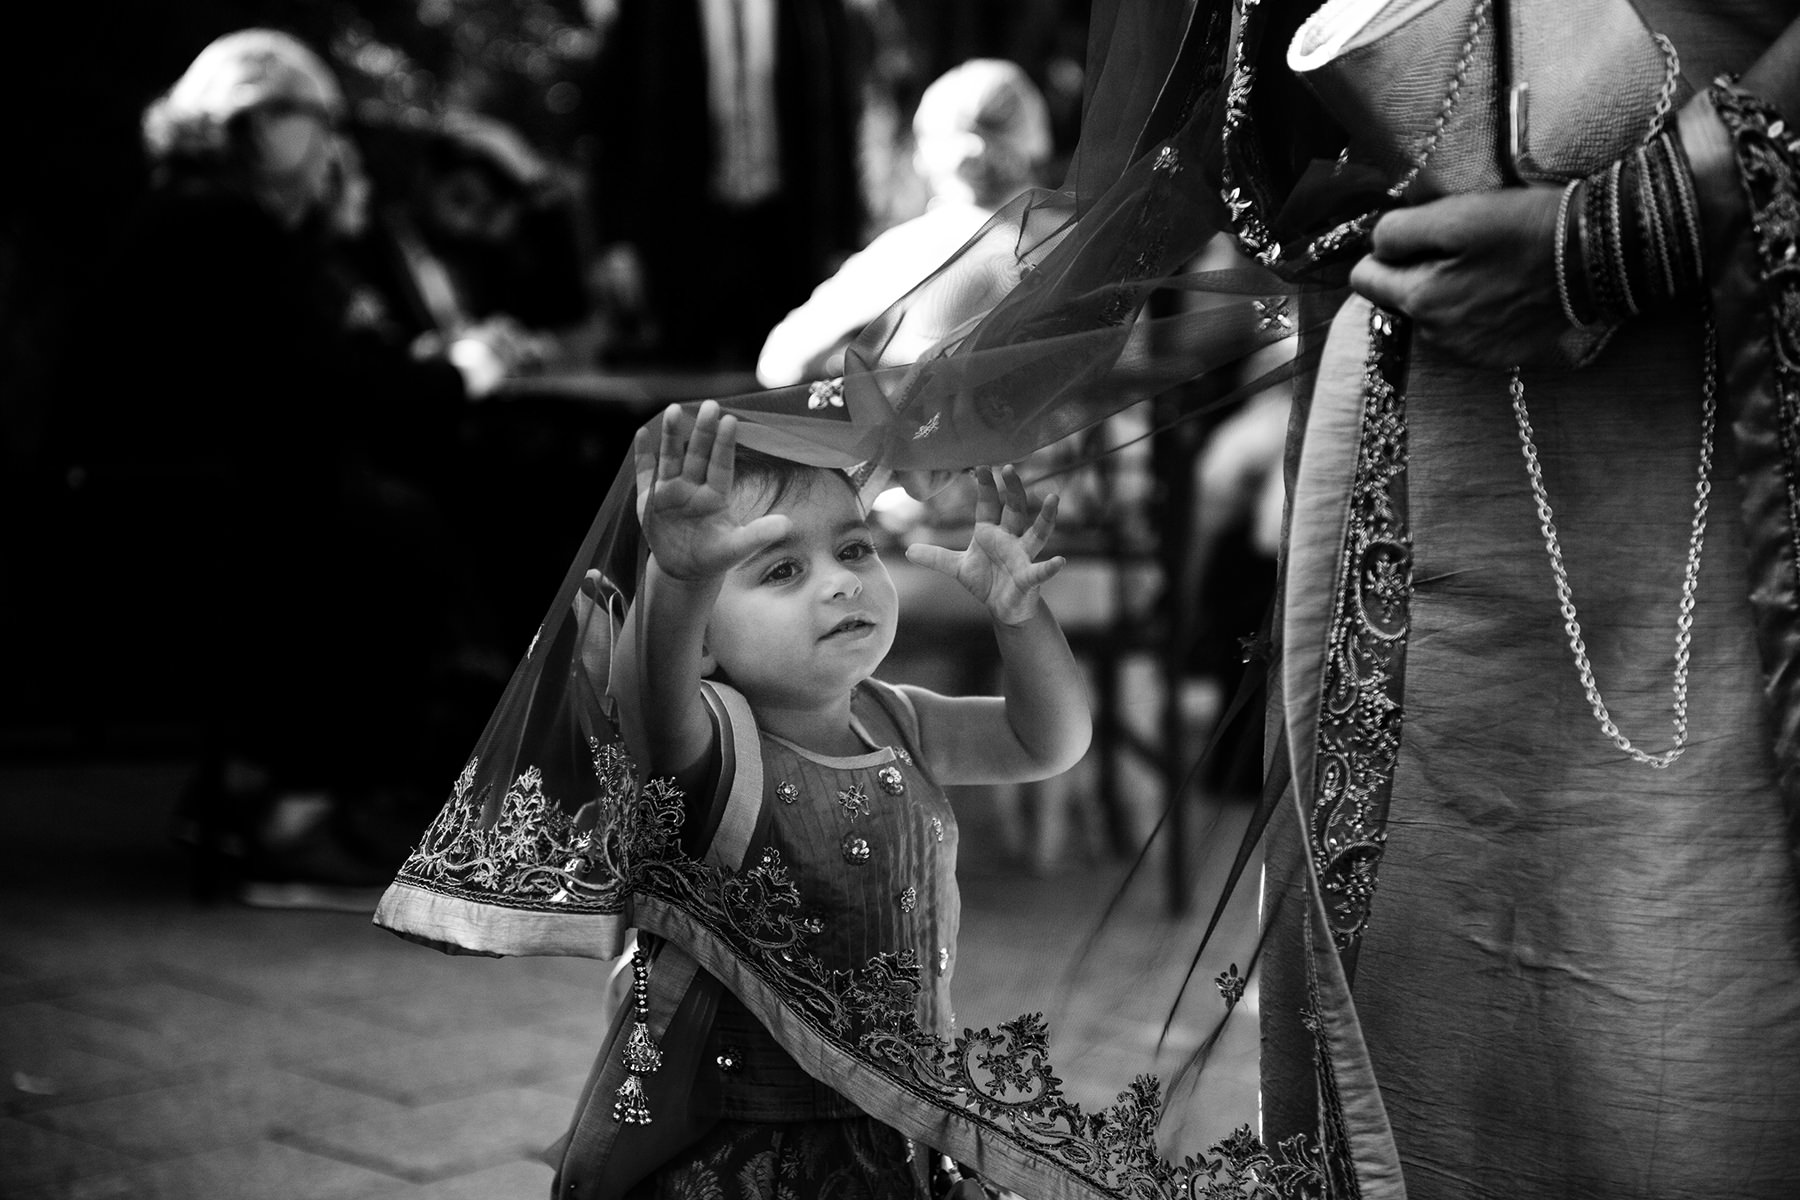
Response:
[732,446,861,511]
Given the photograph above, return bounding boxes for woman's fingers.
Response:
[1367,197,1478,263]
[1348,254,1425,317]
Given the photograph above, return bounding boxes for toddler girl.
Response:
[556,399,1092,1198]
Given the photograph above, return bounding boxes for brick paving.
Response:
[1,757,1257,1200]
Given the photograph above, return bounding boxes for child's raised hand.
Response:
[635,401,789,582]
[906,465,1065,626]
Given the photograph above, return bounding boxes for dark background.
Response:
[0,0,1092,752]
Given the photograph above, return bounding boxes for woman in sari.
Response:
[1228,2,1800,1195]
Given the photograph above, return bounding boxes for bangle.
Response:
[1634,145,1675,299]
[1553,179,1586,328]
[1580,165,1627,323]
[1661,128,1706,289]
[1606,159,1640,317]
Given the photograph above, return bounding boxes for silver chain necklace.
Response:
[1508,317,1717,768]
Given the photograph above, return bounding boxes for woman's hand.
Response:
[1349,185,1580,368]
[635,401,789,582]
[906,465,1065,626]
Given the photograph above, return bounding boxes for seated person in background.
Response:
[50,29,525,907]
[346,109,590,360]
[756,58,1052,388]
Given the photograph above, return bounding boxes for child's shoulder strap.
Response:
[697,679,763,870]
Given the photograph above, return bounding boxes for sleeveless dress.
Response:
[556,677,958,1199]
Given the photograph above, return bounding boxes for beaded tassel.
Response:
[612,947,660,1124]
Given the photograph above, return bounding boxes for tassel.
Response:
[612,1072,652,1124]
[612,945,660,1124]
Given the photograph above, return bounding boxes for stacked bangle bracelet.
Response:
[1555,128,1707,329]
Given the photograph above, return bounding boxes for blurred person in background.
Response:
[49,28,532,909]
[346,108,591,358]
[756,56,1053,388]
[579,0,868,370]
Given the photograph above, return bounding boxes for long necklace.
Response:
[1509,314,1717,768]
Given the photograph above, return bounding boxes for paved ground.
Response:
[0,748,1258,1200]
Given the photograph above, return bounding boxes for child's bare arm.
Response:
[903,466,1092,784]
[615,402,789,786]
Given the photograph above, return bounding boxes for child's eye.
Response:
[839,540,876,563]
[761,559,800,584]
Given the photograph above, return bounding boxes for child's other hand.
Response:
[635,400,789,582]
[906,465,1065,626]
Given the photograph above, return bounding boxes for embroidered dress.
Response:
[553,677,955,1198]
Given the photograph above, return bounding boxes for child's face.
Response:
[704,472,897,709]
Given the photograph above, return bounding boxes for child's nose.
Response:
[823,563,862,600]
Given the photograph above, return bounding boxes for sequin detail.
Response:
[716,1047,744,1074]
[929,817,944,842]
[838,783,870,819]
[775,781,799,805]
[842,833,872,864]
[898,886,917,912]
[936,947,950,975]
[877,765,905,795]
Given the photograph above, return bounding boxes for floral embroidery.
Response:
[776,781,799,805]
[1311,306,1412,953]
[1214,963,1246,1009]
[808,377,846,410]
[394,745,682,912]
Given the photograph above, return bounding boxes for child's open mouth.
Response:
[823,616,875,640]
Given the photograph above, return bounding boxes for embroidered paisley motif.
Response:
[1311,307,1412,953]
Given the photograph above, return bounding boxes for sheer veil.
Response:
[373,0,1380,1195]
